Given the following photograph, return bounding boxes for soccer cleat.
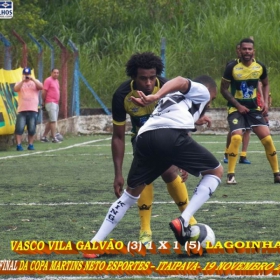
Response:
[227,174,237,185]
[27,144,35,150]
[16,144,24,151]
[169,216,191,246]
[52,137,61,143]
[239,156,251,164]
[83,253,99,259]
[139,231,152,248]
[223,153,228,164]
[274,173,280,184]
[41,136,49,143]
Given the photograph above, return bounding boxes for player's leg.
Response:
[239,129,251,164]
[131,136,154,245]
[137,183,153,245]
[83,130,172,259]
[226,112,244,184]
[223,130,231,163]
[161,165,197,225]
[171,168,223,245]
[252,125,280,183]
[167,134,223,245]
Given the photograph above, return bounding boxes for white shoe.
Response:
[52,137,61,143]
[227,174,237,185]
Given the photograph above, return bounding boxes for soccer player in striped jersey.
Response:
[83,52,197,258]
[85,75,222,251]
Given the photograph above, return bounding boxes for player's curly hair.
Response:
[125,52,164,78]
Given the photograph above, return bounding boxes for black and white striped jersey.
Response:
[138,80,210,135]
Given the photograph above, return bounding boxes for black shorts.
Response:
[227,111,267,133]
[127,129,220,189]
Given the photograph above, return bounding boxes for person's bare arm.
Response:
[260,77,270,115]
[220,78,249,114]
[41,89,47,104]
[195,115,212,127]
[111,124,126,198]
[29,78,43,90]
[14,81,24,92]
[131,76,189,106]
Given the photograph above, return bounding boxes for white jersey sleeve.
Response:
[138,80,210,135]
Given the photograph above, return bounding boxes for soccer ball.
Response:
[189,223,215,249]
[55,133,64,141]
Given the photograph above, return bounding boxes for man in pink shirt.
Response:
[41,68,61,143]
[14,67,43,151]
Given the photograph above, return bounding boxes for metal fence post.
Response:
[68,40,80,117]
[12,30,27,68]
[53,36,69,119]
[0,33,12,70]
[41,35,55,71]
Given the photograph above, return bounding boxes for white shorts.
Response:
[45,102,59,122]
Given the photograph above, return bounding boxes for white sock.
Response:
[181,174,221,227]
[91,190,139,242]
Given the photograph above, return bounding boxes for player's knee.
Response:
[215,165,223,179]
[261,135,273,148]
[201,164,223,179]
[161,165,178,182]
[231,134,242,146]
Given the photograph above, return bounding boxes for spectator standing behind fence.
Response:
[41,68,61,143]
[14,67,43,151]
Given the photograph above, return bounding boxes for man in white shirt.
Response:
[86,75,223,252]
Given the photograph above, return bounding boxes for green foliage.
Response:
[0,0,279,108]
[0,0,47,38]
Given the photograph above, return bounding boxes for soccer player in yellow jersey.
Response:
[223,43,251,164]
[83,52,197,259]
[220,38,280,184]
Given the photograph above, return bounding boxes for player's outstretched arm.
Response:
[131,76,190,106]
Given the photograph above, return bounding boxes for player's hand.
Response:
[131,91,157,107]
[261,104,268,117]
[236,104,250,114]
[195,115,212,127]
[113,176,124,198]
[179,169,188,182]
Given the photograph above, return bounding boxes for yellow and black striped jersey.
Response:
[222,59,267,114]
[112,76,167,137]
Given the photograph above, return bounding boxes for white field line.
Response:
[83,139,280,147]
[0,200,279,206]
[0,137,276,159]
[0,137,112,160]
[33,151,266,159]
